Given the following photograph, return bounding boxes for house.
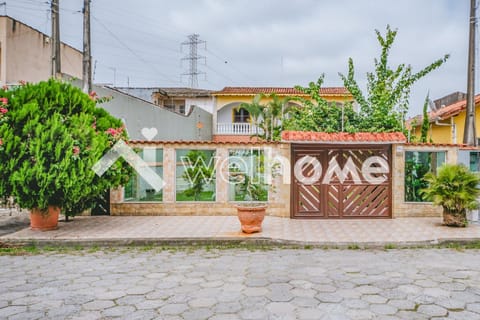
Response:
[151,88,213,114]
[212,87,354,142]
[408,92,480,145]
[408,92,480,171]
[76,82,213,141]
[0,15,82,85]
[115,87,214,115]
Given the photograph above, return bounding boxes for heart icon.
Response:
[141,127,158,141]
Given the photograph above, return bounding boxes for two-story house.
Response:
[212,86,354,142]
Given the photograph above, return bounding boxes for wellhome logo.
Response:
[294,155,389,185]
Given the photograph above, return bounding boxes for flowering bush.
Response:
[0,79,132,217]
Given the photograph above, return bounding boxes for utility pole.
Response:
[82,0,92,93]
[464,0,477,146]
[51,0,61,78]
[181,34,206,88]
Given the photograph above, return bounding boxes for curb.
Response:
[2,236,480,249]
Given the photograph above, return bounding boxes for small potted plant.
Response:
[230,150,275,233]
[0,79,131,230]
[421,164,480,227]
[234,174,269,233]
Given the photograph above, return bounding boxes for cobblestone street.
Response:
[1,248,480,320]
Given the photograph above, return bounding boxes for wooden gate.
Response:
[291,144,392,219]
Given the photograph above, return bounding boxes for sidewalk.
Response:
[1,215,480,247]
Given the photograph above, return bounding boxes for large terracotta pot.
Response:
[30,206,60,231]
[443,207,467,227]
[236,205,267,234]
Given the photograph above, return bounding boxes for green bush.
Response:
[421,164,480,212]
[0,79,132,217]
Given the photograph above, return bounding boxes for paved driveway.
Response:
[1,248,480,319]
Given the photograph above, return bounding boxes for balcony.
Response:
[216,123,263,135]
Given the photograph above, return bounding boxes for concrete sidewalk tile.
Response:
[0,216,479,247]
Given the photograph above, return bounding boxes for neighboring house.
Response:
[152,88,213,114]
[212,86,354,142]
[76,82,213,141]
[408,92,480,172]
[409,93,480,145]
[0,15,82,85]
[115,87,214,115]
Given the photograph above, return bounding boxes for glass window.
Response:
[176,149,216,201]
[124,148,163,202]
[404,151,446,202]
[228,149,268,202]
[233,108,250,123]
[470,152,480,172]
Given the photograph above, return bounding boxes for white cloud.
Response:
[6,0,471,116]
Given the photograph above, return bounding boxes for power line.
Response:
[92,15,181,84]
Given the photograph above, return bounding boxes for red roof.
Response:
[408,94,480,126]
[281,131,407,143]
[128,140,282,145]
[213,87,350,96]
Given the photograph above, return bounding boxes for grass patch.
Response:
[384,244,397,250]
[0,240,480,256]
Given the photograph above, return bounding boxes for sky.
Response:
[2,0,474,117]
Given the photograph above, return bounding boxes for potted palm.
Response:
[0,79,131,230]
[421,164,480,227]
[234,174,269,233]
[229,150,275,233]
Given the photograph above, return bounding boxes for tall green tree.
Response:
[420,93,430,143]
[283,75,359,133]
[339,25,449,132]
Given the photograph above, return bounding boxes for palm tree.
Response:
[421,164,480,227]
[237,93,296,141]
[237,93,264,135]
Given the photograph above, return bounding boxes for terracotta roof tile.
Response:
[213,87,350,96]
[408,94,480,126]
[128,140,282,145]
[281,131,406,143]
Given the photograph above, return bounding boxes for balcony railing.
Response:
[216,123,263,135]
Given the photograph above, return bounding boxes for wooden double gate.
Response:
[291,144,392,219]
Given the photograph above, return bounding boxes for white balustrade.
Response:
[216,123,262,135]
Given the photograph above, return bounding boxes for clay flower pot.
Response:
[236,205,267,233]
[30,206,60,231]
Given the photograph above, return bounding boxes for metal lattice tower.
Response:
[181,34,206,88]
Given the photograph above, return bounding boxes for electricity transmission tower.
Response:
[181,34,206,88]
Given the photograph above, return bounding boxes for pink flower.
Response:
[0,107,7,114]
[106,128,118,136]
[73,146,80,155]
[0,139,3,146]
[89,91,97,101]
[0,98,7,105]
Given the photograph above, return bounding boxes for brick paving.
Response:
[1,216,480,246]
[1,248,480,319]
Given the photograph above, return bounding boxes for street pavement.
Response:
[0,209,29,237]
[1,248,480,319]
